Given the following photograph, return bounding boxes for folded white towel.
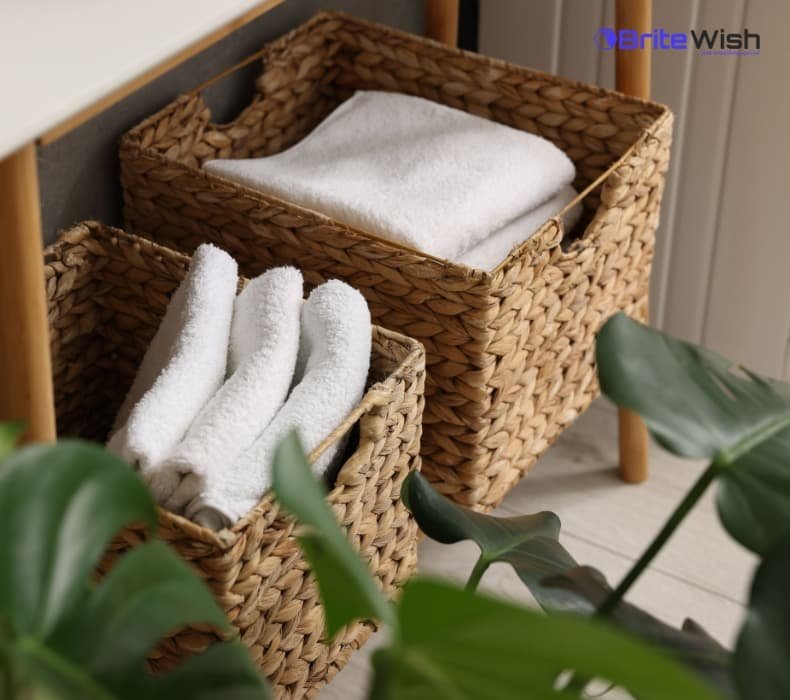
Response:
[107,244,237,475]
[149,267,304,505]
[204,90,575,261]
[172,279,372,530]
[458,186,584,270]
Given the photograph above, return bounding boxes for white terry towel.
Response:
[458,186,584,271]
[107,244,237,475]
[171,279,372,530]
[149,267,304,505]
[204,90,575,261]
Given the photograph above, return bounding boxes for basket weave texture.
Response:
[120,11,673,510]
[45,221,426,700]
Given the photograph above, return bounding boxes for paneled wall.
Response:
[481,0,789,378]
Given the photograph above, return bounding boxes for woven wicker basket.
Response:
[45,221,425,700]
[120,11,673,510]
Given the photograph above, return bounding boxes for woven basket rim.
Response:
[47,220,425,550]
[121,132,495,285]
[125,96,670,279]
[267,10,672,115]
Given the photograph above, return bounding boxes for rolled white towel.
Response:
[171,279,372,530]
[204,90,575,261]
[458,186,584,270]
[149,267,304,505]
[107,244,237,476]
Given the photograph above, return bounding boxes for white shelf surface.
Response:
[0,0,278,160]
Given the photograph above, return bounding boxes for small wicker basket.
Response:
[45,221,426,700]
[120,11,673,510]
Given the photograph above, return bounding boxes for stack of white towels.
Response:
[108,245,371,531]
[204,90,583,270]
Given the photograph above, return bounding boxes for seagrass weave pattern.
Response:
[120,11,673,510]
[45,221,426,700]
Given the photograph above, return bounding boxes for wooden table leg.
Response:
[615,0,651,483]
[615,0,652,97]
[618,407,649,483]
[425,0,459,47]
[0,144,56,443]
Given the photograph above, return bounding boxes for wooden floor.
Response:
[320,398,757,699]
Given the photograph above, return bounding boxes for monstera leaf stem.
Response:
[598,464,719,617]
[465,557,489,592]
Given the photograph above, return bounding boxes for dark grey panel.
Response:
[37,0,425,243]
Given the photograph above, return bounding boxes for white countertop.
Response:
[0,0,280,160]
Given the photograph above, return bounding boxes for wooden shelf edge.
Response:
[39,0,284,146]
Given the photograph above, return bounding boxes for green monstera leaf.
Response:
[717,427,790,556]
[271,431,395,638]
[371,579,722,700]
[597,313,790,555]
[545,566,734,697]
[0,442,158,638]
[403,471,578,607]
[734,532,790,700]
[0,441,270,699]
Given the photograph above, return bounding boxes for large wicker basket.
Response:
[120,11,673,510]
[45,221,426,700]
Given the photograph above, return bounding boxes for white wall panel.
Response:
[558,0,605,84]
[647,0,700,328]
[700,0,790,376]
[660,0,744,343]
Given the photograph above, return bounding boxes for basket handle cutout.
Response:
[308,383,390,464]
[190,46,268,97]
[200,59,263,126]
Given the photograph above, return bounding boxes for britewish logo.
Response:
[593,27,761,55]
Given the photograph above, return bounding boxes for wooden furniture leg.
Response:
[615,0,651,483]
[616,0,652,96]
[425,0,459,46]
[0,144,56,443]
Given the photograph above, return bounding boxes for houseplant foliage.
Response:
[403,470,733,695]
[272,313,790,699]
[272,434,718,700]
[0,437,270,699]
[596,312,790,559]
